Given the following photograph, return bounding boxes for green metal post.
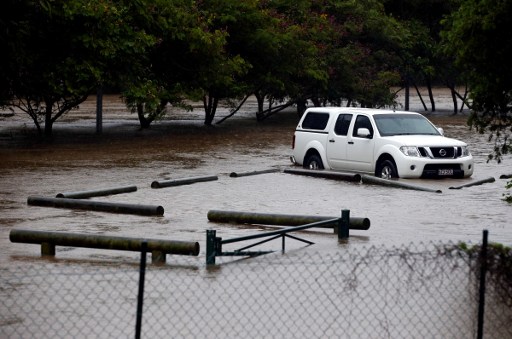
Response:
[206,230,217,265]
[339,210,350,239]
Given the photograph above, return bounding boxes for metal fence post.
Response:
[339,210,350,239]
[135,241,148,339]
[477,230,488,339]
[206,230,217,265]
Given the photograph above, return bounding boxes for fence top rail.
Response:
[220,218,340,245]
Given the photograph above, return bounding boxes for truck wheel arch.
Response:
[375,154,398,178]
[304,149,325,169]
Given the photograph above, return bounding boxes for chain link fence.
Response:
[1,239,511,338]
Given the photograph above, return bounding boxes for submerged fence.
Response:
[1,233,511,338]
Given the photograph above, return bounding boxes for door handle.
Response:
[348,141,354,145]
[329,139,335,143]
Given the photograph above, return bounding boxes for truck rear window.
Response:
[301,112,330,130]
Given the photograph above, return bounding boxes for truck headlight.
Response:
[461,146,471,156]
[400,146,420,157]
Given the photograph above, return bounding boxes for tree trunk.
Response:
[450,87,458,115]
[137,103,151,129]
[203,93,218,126]
[44,99,53,137]
[413,82,428,111]
[255,92,265,115]
[404,77,410,111]
[426,78,436,112]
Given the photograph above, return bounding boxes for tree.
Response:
[5,0,157,137]
[383,0,461,113]
[322,0,402,108]
[442,0,512,162]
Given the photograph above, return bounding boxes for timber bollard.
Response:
[449,177,495,189]
[27,196,164,216]
[9,229,199,264]
[207,210,370,231]
[151,175,218,188]
[229,169,281,178]
[360,175,442,193]
[283,168,361,182]
[56,185,137,199]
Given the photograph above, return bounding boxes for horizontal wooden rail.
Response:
[361,175,442,193]
[28,196,164,216]
[449,177,495,189]
[151,175,218,188]
[207,210,370,231]
[56,185,137,199]
[10,229,199,264]
[229,169,280,178]
[283,168,361,182]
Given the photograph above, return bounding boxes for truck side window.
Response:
[334,114,352,136]
[301,112,330,130]
[353,115,373,137]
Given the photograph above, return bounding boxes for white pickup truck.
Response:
[291,107,474,179]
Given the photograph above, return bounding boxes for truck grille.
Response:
[418,147,462,159]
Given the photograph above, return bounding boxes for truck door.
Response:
[346,114,375,172]
[326,113,353,170]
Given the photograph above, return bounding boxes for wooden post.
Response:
[41,242,55,256]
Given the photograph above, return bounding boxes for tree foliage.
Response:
[2,0,511,139]
[442,0,512,162]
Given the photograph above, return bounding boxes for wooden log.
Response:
[151,175,218,188]
[229,168,281,178]
[207,210,370,230]
[360,175,442,193]
[27,196,164,216]
[449,177,496,189]
[283,168,362,182]
[56,185,137,199]
[10,229,199,264]
[499,174,512,179]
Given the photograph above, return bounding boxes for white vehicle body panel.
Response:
[292,107,474,179]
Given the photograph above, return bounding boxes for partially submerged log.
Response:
[283,168,361,182]
[229,168,281,178]
[449,177,495,189]
[207,210,370,230]
[56,185,137,199]
[28,196,164,216]
[361,175,442,193]
[151,175,218,188]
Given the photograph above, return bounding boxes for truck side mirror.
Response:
[437,127,444,136]
[357,128,372,138]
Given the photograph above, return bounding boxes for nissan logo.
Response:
[439,149,447,157]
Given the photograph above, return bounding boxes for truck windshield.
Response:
[374,114,440,136]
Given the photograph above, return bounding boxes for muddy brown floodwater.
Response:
[1,92,510,266]
[1,90,511,337]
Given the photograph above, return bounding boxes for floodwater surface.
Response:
[1,92,511,338]
[0,93,511,266]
